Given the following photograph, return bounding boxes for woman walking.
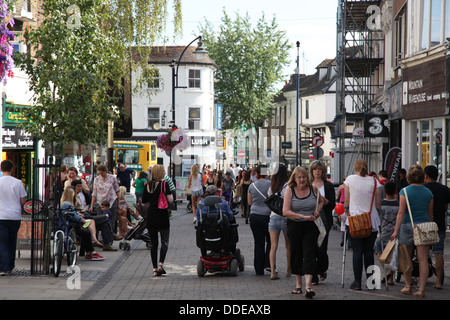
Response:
[143,164,173,277]
[247,166,271,276]
[309,160,335,284]
[283,166,324,298]
[188,165,204,224]
[344,159,381,291]
[240,170,252,224]
[268,163,291,280]
[391,165,434,298]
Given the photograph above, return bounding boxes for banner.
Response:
[384,147,402,182]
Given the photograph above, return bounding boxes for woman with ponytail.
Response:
[343,159,382,291]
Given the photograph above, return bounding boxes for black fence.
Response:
[25,157,62,275]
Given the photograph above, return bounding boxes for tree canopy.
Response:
[15,0,182,152]
[198,9,291,131]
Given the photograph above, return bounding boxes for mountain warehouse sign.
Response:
[402,56,448,120]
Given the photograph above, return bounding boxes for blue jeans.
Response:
[0,220,21,273]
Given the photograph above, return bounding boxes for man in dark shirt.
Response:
[424,165,450,289]
[116,164,135,193]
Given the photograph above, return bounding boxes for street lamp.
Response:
[295,41,301,167]
[170,36,208,179]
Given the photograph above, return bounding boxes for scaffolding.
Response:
[335,0,385,181]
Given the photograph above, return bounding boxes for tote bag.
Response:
[348,177,376,239]
[314,188,327,247]
[158,181,169,209]
[404,188,439,246]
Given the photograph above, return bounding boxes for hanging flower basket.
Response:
[156,127,189,153]
[0,1,14,84]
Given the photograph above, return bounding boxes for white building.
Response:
[127,46,218,176]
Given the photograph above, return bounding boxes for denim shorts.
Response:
[268,214,287,233]
[432,230,446,254]
[399,223,414,248]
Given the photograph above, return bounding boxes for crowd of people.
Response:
[0,157,448,301]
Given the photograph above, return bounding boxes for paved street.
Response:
[1,201,450,305]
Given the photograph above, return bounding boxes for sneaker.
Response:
[193,218,197,224]
[85,253,105,261]
[350,281,362,291]
[0,272,6,276]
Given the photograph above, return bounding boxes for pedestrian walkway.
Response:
[1,201,450,301]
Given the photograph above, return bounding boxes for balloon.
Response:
[335,203,345,216]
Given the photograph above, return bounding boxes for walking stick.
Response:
[341,214,347,288]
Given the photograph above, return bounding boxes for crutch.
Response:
[341,213,347,288]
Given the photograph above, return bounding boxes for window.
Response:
[188,107,200,129]
[421,0,450,50]
[148,69,161,89]
[305,100,309,120]
[116,149,139,164]
[147,108,160,130]
[394,9,406,67]
[188,69,201,89]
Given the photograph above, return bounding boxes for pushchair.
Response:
[195,196,244,277]
[119,202,151,251]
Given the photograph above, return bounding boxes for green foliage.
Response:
[15,0,181,152]
[198,9,291,131]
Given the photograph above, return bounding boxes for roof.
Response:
[132,46,218,69]
[279,58,336,98]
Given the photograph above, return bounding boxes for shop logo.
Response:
[66,4,81,30]
[66,266,81,290]
[367,5,381,31]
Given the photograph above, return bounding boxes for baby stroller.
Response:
[119,202,151,251]
[195,196,244,277]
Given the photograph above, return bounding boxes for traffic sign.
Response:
[312,135,324,147]
[237,150,246,159]
[312,147,324,159]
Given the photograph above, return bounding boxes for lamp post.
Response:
[170,36,208,179]
[295,41,301,167]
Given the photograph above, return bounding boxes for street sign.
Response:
[237,150,246,159]
[312,147,324,159]
[282,142,292,149]
[312,135,324,147]
[309,151,315,160]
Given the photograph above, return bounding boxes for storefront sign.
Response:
[364,114,389,138]
[402,56,447,119]
[190,136,214,147]
[2,126,33,149]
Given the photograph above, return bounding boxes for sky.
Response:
[161,0,338,83]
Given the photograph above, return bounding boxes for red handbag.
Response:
[158,181,168,209]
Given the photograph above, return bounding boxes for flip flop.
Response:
[305,288,316,299]
[291,288,302,294]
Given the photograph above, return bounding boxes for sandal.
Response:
[305,288,316,299]
[153,269,160,277]
[157,265,166,275]
[414,290,425,298]
[92,240,104,247]
[400,286,412,295]
[320,272,327,281]
[291,288,302,294]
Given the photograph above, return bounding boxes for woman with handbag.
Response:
[344,159,382,291]
[391,164,434,298]
[143,164,174,277]
[267,163,291,280]
[247,166,271,276]
[309,160,335,284]
[283,166,324,298]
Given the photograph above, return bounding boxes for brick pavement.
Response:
[1,201,450,301]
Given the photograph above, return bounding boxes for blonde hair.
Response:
[190,165,199,177]
[150,164,165,182]
[60,187,75,206]
[287,166,311,188]
[118,186,127,200]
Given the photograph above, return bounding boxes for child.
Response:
[100,200,113,227]
[375,181,399,284]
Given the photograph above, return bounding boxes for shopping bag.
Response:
[385,240,398,272]
[398,243,413,273]
[315,216,327,247]
[379,240,396,264]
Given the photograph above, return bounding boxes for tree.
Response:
[15,0,181,154]
[198,10,291,131]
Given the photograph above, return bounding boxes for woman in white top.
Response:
[344,159,381,291]
[188,165,204,223]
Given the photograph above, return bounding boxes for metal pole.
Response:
[296,41,300,167]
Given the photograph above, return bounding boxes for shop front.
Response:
[2,102,35,197]
[401,55,449,185]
